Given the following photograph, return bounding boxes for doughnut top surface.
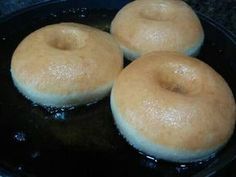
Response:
[111,0,204,56]
[11,23,123,95]
[112,51,235,151]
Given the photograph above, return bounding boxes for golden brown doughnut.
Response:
[111,51,235,162]
[11,23,123,107]
[111,0,204,60]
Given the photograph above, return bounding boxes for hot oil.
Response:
[0,7,125,175]
[0,8,213,177]
[0,4,234,177]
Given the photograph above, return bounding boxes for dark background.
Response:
[0,0,235,35]
[0,0,235,177]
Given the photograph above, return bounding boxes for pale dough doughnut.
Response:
[11,23,123,107]
[111,51,235,162]
[111,0,204,60]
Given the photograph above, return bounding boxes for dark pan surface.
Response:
[0,0,235,177]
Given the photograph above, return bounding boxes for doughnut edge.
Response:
[110,88,222,163]
[119,37,204,61]
[11,69,113,108]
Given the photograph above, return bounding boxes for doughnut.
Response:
[11,23,123,107]
[111,51,236,162]
[111,0,204,60]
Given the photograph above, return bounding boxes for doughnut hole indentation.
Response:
[47,29,88,50]
[140,4,176,21]
[157,63,202,95]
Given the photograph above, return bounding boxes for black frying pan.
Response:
[0,0,235,177]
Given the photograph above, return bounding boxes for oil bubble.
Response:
[13,131,26,142]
